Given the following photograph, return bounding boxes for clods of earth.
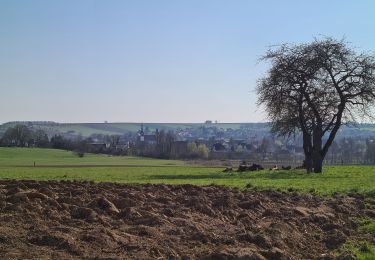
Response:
[0,180,374,259]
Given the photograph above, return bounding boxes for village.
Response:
[2,122,374,165]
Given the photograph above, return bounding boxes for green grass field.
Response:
[0,148,375,197]
[0,147,184,166]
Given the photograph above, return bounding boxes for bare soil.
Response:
[0,180,374,259]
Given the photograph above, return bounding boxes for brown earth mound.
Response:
[0,180,374,259]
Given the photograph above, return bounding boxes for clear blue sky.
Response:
[1,0,374,123]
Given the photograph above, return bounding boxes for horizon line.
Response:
[1,120,270,125]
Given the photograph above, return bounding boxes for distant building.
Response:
[137,124,157,144]
[88,142,111,149]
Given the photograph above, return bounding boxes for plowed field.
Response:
[0,180,374,259]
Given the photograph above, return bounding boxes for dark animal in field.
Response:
[282,165,292,170]
[223,167,233,173]
[248,163,264,171]
[237,165,248,172]
[237,163,264,172]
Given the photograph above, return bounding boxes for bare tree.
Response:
[257,38,375,173]
[1,125,33,147]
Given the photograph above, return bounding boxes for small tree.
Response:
[187,142,198,158]
[32,129,49,147]
[257,38,375,173]
[50,135,72,150]
[197,144,209,159]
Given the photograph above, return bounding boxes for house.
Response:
[88,142,111,149]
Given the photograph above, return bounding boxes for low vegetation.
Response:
[359,218,375,235]
[337,242,375,260]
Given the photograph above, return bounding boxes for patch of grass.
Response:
[358,218,375,235]
[336,219,375,259]
[338,242,375,260]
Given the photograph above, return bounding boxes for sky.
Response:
[1,0,375,123]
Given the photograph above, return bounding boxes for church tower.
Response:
[139,123,145,142]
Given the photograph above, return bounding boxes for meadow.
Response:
[0,147,184,166]
[0,147,374,197]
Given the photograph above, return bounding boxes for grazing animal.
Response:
[248,163,264,171]
[238,163,264,172]
[237,165,248,172]
[271,165,279,171]
[223,167,233,173]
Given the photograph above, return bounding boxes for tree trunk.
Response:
[305,153,313,173]
[302,131,313,173]
[312,124,323,173]
[313,152,323,173]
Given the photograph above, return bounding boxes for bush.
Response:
[197,144,209,159]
